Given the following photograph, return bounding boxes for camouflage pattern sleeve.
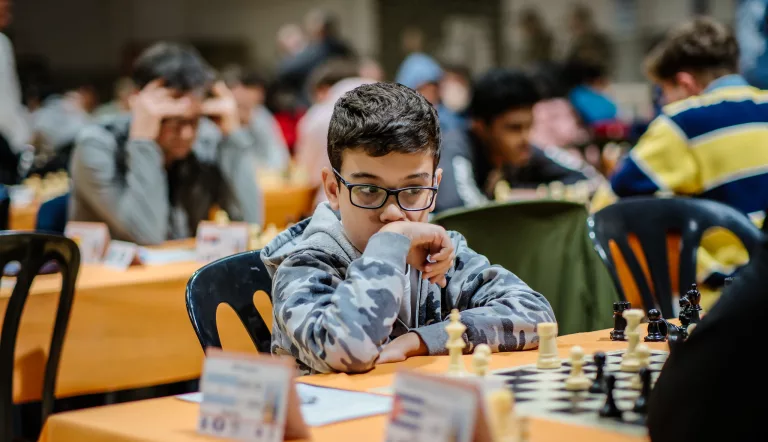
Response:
[271,231,411,373]
[411,232,556,355]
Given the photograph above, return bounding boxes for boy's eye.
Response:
[358,186,383,195]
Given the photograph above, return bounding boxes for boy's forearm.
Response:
[274,232,411,373]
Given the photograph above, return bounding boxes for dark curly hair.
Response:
[327,82,441,172]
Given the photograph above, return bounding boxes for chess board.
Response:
[491,349,668,436]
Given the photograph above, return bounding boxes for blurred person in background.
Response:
[435,68,603,213]
[276,9,353,105]
[529,61,589,150]
[276,23,308,60]
[358,56,385,82]
[294,58,375,207]
[592,17,767,296]
[565,54,622,132]
[0,0,31,184]
[519,8,553,66]
[69,42,263,245]
[736,0,768,89]
[94,77,136,119]
[394,52,466,133]
[439,63,471,132]
[222,65,289,171]
[566,3,613,70]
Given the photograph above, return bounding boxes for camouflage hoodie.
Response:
[260,203,556,374]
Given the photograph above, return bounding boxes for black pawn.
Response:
[633,367,652,414]
[644,309,666,342]
[678,309,691,340]
[610,301,629,341]
[599,374,623,419]
[686,284,702,324]
[589,352,607,393]
[678,296,691,323]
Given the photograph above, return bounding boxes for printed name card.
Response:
[384,371,491,442]
[63,222,110,264]
[198,349,309,442]
[195,221,250,263]
[103,240,139,270]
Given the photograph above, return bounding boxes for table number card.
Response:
[198,349,309,442]
[103,240,139,271]
[195,221,250,263]
[63,222,110,264]
[384,371,492,442]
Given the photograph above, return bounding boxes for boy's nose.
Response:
[379,198,406,223]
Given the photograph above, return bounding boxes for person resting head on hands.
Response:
[260,82,556,374]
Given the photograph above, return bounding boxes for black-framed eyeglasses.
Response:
[333,169,438,211]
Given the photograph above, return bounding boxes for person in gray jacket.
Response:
[69,42,263,245]
[261,82,555,375]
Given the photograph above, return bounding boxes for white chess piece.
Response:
[471,344,492,377]
[486,388,516,442]
[565,346,591,391]
[536,322,561,369]
[620,309,644,372]
[630,344,651,389]
[549,181,565,200]
[445,309,467,376]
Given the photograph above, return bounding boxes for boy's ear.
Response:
[321,167,341,211]
[429,168,443,213]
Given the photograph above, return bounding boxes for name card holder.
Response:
[198,348,309,442]
[195,221,250,263]
[63,221,110,264]
[103,240,139,270]
[384,370,492,442]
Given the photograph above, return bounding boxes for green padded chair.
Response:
[431,200,619,335]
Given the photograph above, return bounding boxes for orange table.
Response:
[1,243,262,404]
[9,185,316,232]
[40,327,664,442]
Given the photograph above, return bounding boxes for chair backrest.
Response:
[35,193,70,234]
[588,196,763,318]
[0,185,8,230]
[432,200,620,335]
[0,232,80,441]
[185,249,272,353]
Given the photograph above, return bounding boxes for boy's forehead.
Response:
[339,149,436,178]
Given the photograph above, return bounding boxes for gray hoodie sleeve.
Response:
[215,128,264,225]
[271,231,411,374]
[411,231,556,355]
[70,126,169,244]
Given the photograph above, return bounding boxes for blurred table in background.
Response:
[0,239,258,404]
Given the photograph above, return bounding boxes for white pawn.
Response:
[630,344,651,390]
[620,309,645,372]
[472,344,492,377]
[536,322,561,369]
[565,346,591,391]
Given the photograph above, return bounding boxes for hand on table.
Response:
[201,81,241,136]
[380,222,455,288]
[129,79,194,140]
[377,332,428,364]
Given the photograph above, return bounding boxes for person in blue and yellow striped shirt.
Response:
[594,17,767,303]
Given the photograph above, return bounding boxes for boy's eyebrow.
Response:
[349,172,381,180]
[404,172,431,180]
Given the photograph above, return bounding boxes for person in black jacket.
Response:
[646,221,768,441]
[434,68,603,213]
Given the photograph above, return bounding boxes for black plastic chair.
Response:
[0,185,8,230]
[588,196,763,318]
[0,232,80,441]
[185,249,272,353]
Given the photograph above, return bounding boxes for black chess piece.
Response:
[679,309,691,340]
[610,301,629,341]
[599,374,623,419]
[686,283,702,324]
[589,352,607,393]
[667,325,684,354]
[678,296,691,322]
[644,309,666,342]
[633,367,652,414]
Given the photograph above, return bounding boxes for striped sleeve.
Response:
[611,115,702,197]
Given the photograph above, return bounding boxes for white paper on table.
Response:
[137,247,197,265]
[177,383,393,427]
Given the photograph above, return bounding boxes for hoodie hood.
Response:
[394,52,443,90]
[260,202,361,277]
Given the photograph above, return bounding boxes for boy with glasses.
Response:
[261,82,555,374]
